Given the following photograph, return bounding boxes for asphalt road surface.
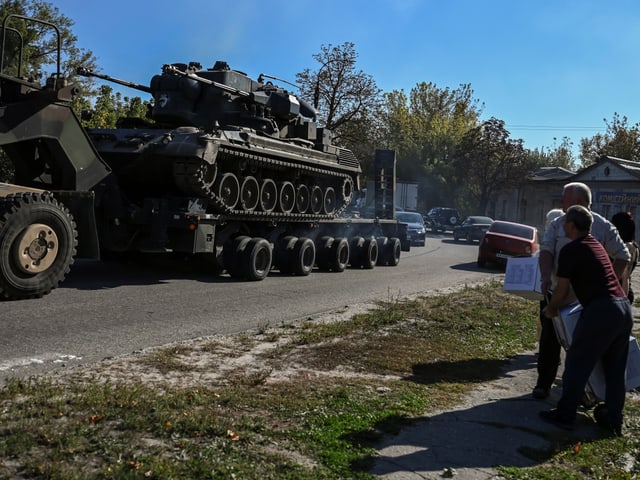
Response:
[0,234,501,383]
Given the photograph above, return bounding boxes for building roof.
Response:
[528,166,575,181]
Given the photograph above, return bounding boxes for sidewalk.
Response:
[371,281,640,479]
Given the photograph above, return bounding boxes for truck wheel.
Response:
[329,237,349,272]
[375,237,388,266]
[0,194,77,300]
[315,236,333,271]
[361,237,378,269]
[384,237,402,266]
[224,235,251,278]
[291,237,315,276]
[241,238,272,281]
[274,235,298,274]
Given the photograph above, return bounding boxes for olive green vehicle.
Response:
[0,15,408,300]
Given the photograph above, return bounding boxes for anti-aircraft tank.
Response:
[79,61,359,219]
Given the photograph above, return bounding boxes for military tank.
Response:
[79,61,359,219]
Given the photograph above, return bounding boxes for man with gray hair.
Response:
[540,205,632,436]
[533,182,630,400]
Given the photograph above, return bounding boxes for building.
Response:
[493,156,640,239]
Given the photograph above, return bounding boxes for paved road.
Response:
[0,234,499,382]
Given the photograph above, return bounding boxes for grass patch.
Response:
[0,282,637,479]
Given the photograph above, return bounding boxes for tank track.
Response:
[173,145,354,220]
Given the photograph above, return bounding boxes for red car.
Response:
[477,220,539,268]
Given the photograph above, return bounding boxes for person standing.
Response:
[539,205,633,435]
[611,211,639,302]
[533,182,630,400]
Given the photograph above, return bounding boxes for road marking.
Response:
[0,354,83,371]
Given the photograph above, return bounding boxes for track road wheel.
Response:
[0,193,77,300]
[309,186,323,214]
[241,237,272,281]
[259,179,277,212]
[278,182,295,213]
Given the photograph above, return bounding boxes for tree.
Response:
[295,42,383,172]
[0,1,99,181]
[380,82,483,209]
[528,136,577,172]
[579,113,640,166]
[452,118,538,214]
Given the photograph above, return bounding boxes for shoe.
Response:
[539,409,575,430]
[532,386,550,399]
[593,404,623,437]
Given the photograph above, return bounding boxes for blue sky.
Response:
[53,0,640,155]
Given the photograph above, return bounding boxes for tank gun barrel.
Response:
[162,64,250,97]
[76,67,152,94]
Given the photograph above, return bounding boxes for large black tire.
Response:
[274,235,298,274]
[349,236,377,269]
[240,237,272,281]
[377,236,401,266]
[224,235,251,278]
[317,236,349,272]
[291,237,315,276]
[0,193,77,300]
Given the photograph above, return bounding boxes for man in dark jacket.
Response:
[540,205,633,436]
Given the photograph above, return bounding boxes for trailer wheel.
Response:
[275,235,298,273]
[361,237,378,269]
[350,236,378,269]
[224,235,251,278]
[329,237,349,272]
[0,194,77,300]
[316,236,349,272]
[377,237,401,266]
[241,237,272,281]
[291,237,315,276]
[315,236,333,271]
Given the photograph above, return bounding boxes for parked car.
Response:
[453,216,494,243]
[477,220,539,268]
[425,207,461,232]
[396,211,427,246]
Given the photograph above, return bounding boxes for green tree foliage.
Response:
[82,85,151,128]
[579,113,640,166]
[0,0,99,181]
[452,118,538,214]
[528,136,577,172]
[295,42,383,174]
[381,82,483,209]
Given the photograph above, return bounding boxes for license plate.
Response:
[496,253,511,259]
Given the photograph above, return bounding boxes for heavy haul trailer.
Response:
[0,15,408,300]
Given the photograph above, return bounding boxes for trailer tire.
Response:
[329,237,349,272]
[350,235,379,269]
[241,237,272,281]
[291,237,315,276]
[275,235,298,274]
[317,236,349,272]
[384,237,402,266]
[0,193,77,300]
[224,235,251,278]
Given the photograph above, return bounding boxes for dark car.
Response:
[453,216,494,243]
[425,207,460,232]
[477,220,539,268]
[396,211,427,246]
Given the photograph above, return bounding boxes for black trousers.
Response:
[557,297,633,426]
[536,298,561,390]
